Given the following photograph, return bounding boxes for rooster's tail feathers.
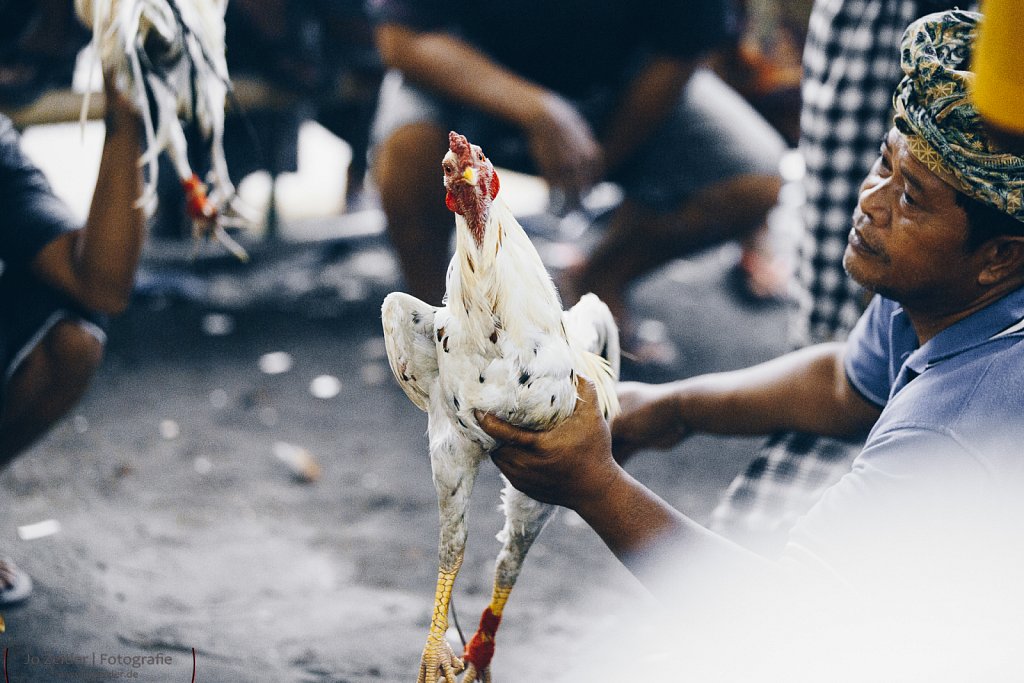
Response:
[577,351,619,421]
[564,292,621,375]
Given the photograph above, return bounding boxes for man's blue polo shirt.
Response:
[847,288,1024,468]
[783,288,1024,589]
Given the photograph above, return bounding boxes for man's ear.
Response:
[978,235,1024,286]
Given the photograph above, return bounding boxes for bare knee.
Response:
[45,319,104,381]
[20,319,105,407]
[0,319,104,462]
[373,123,456,302]
[711,173,783,217]
[374,122,450,217]
[655,173,783,243]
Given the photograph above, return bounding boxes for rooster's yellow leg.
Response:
[462,489,556,682]
[420,442,480,683]
[418,558,465,683]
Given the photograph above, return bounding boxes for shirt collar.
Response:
[893,286,1024,377]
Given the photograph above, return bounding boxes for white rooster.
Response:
[75,0,251,259]
[382,132,620,683]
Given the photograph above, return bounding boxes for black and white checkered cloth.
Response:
[795,0,937,347]
[710,0,974,555]
[709,431,861,556]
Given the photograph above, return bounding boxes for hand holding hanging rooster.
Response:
[76,0,254,259]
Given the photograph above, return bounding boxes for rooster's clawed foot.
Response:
[418,637,464,683]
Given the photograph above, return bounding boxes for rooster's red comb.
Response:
[449,131,474,167]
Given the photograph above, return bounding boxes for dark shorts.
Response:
[370,67,786,212]
[0,268,106,408]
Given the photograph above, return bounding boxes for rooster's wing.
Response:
[382,292,440,412]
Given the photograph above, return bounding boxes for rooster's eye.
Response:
[443,162,454,174]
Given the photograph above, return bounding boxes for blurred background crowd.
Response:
[2,2,1023,679]
[0,0,810,291]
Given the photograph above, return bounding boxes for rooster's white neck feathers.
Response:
[446,195,563,352]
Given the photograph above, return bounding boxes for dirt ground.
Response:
[0,237,788,682]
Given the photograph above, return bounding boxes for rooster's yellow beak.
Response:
[461,167,477,185]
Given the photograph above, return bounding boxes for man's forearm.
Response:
[575,468,688,565]
[75,105,146,313]
[32,97,145,315]
[575,468,780,592]
[675,343,879,439]
[376,24,550,130]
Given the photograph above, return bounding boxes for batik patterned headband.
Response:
[893,9,1024,222]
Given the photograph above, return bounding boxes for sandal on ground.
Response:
[0,558,33,606]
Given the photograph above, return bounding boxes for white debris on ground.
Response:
[272,441,322,483]
[17,519,62,541]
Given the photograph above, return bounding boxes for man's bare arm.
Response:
[375,23,603,197]
[612,342,881,460]
[478,379,782,588]
[32,76,145,315]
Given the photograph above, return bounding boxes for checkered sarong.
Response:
[710,0,973,555]
[709,432,861,556]
[793,0,934,346]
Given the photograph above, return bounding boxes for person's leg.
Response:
[368,70,467,305]
[576,172,782,328]
[373,121,453,305]
[737,222,794,301]
[707,431,861,557]
[568,68,786,333]
[0,316,101,607]
[0,318,103,467]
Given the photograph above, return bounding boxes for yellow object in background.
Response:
[972,0,1024,134]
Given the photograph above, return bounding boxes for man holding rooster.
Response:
[477,11,1024,667]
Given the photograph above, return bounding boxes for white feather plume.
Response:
[76,0,251,259]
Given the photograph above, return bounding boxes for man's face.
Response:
[843,127,984,312]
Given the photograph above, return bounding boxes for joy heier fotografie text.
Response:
[10,648,187,680]
[25,651,174,667]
